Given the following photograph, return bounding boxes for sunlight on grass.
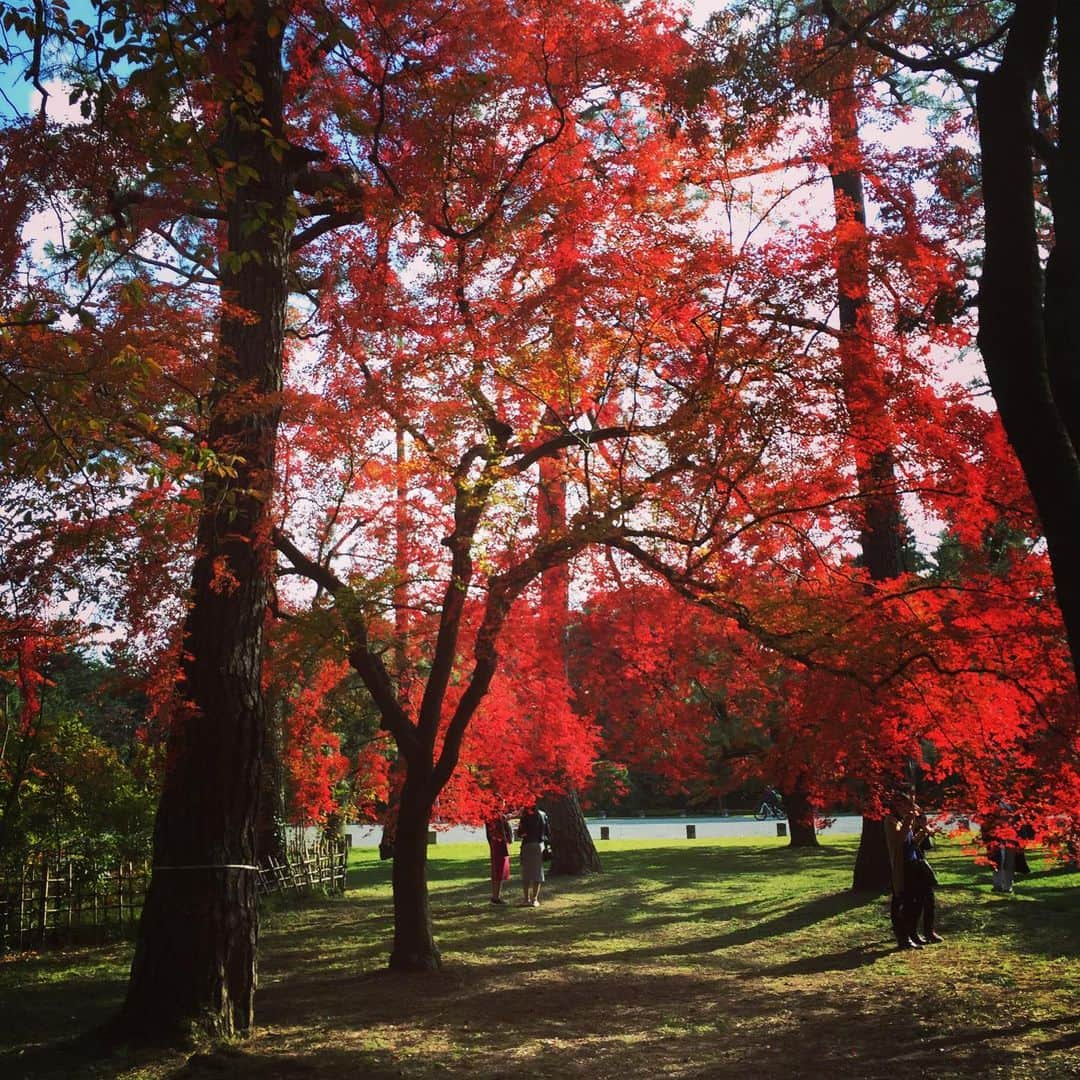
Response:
[1,837,1078,1079]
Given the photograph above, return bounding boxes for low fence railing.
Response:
[0,857,149,951]
[258,837,348,898]
[1,837,349,951]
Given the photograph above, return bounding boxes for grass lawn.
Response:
[1,836,1078,1079]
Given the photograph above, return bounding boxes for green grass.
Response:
[2,836,1078,1079]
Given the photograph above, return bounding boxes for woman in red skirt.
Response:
[486,813,513,904]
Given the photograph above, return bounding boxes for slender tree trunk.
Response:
[389,774,440,971]
[827,40,905,893]
[544,789,602,875]
[380,428,411,861]
[827,46,904,586]
[536,408,602,877]
[118,8,288,1040]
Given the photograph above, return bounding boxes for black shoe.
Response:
[911,934,928,946]
[490,897,506,905]
[898,937,923,950]
[924,931,943,943]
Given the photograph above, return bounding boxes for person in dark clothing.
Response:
[884,791,943,949]
[905,815,942,946]
[516,802,550,907]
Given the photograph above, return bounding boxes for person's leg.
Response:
[889,894,915,946]
[993,847,1016,892]
[1001,847,1016,891]
[922,887,942,941]
[908,886,928,944]
[898,868,923,948]
[890,893,911,947]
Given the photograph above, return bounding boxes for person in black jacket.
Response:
[516,802,550,907]
[884,790,942,948]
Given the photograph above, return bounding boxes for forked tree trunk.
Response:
[389,775,440,971]
[118,7,288,1040]
[544,789,602,875]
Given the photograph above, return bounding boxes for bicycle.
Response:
[754,790,786,821]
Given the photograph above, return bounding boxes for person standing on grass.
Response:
[907,802,943,945]
[486,811,514,905]
[885,790,943,949]
[516,800,550,907]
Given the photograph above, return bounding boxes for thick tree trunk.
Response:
[977,5,1080,682]
[1047,7,1080,455]
[781,779,819,848]
[851,819,894,890]
[118,8,288,1041]
[852,817,891,893]
[389,775,441,971]
[543,789,602,875]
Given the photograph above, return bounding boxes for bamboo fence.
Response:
[0,857,148,951]
[1,837,347,951]
[257,836,349,898]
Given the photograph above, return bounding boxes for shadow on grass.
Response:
[4,840,1079,1080]
[208,958,1076,1080]
[168,1044,403,1079]
[0,952,128,1057]
[0,1026,151,1080]
[916,1013,1080,1057]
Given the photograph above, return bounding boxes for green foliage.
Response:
[930,520,1033,582]
[4,714,156,862]
[0,652,155,865]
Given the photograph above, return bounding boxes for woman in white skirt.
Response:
[516,802,550,906]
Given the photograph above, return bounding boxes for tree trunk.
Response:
[389,775,441,971]
[827,38,905,893]
[534,408,602,877]
[977,5,1080,682]
[118,7,288,1041]
[781,779,819,849]
[852,817,891,893]
[255,696,287,866]
[543,789,602,875]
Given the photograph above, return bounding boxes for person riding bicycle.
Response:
[755,786,786,820]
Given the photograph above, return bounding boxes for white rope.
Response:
[152,864,259,871]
